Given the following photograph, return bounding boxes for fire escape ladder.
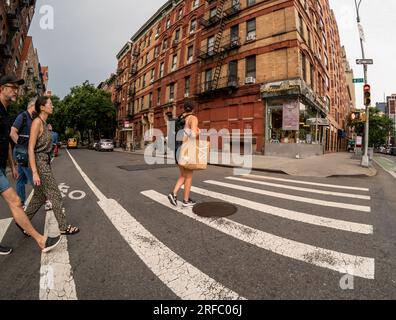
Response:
[212,0,227,89]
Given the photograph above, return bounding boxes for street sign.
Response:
[356,59,373,65]
[353,78,364,83]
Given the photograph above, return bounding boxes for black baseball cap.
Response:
[0,74,25,86]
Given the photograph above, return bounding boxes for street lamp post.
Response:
[354,0,370,167]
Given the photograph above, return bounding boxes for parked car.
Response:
[88,141,99,150]
[67,138,78,149]
[96,139,114,152]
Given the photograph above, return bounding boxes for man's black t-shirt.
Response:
[0,100,10,170]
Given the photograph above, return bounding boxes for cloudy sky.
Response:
[29,0,396,107]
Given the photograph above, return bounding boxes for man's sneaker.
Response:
[42,236,62,253]
[168,193,178,207]
[0,245,13,255]
[182,199,197,207]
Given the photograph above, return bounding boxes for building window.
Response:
[166,18,171,29]
[246,19,256,40]
[154,45,159,58]
[229,60,238,82]
[178,8,183,20]
[142,73,146,87]
[231,25,239,42]
[301,52,307,82]
[157,88,161,105]
[187,45,194,63]
[160,62,164,77]
[207,36,215,54]
[145,53,149,65]
[171,54,177,71]
[245,55,256,79]
[190,19,197,33]
[310,64,315,90]
[185,77,190,97]
[175,29,180,42]
[141,96,145,110]
[205,69,212,90]
[162,38,168,50]
[299,14,304,39]
[192,0,199,9]
[149,92,153,108]
[169,83,175,101]
[210,7,217,18]
[247,0,255,6]
[151,68,155,81]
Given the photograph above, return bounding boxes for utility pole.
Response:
[355,0,370,167]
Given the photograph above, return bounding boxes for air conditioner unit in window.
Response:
[187,57,193,64]
[245,77,256,84]
[184,93,190,98]
[246,34,256,41]
[169,98,174,102]
[155,33,159,39]
[171,66,177,72]
[189,30,195,35]
[150,78,154,84]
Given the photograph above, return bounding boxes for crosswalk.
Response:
[0,155,375,299]
[141,174,375,281]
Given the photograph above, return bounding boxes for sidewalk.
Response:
[114,148,377,178]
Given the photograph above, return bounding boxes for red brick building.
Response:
[114,0,354,157]
[0,0,36,77]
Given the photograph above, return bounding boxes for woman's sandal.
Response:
[60,225,80,235]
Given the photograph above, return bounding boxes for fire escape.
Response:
[197,0,241,97]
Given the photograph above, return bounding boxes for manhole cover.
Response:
[193,202,237,217]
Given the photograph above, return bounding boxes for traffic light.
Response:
[364,84,371,106]
[351,111,360,121]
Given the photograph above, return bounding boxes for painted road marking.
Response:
[142,190,375,280]
[186,186,373,234]
[204,180,371,213]
[374,157,396,179]
[226,177,371,200]
[242,174,370,192]
[40,211,77,300]
[67,150,244,300]
[0,218,13,242]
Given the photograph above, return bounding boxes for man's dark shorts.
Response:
[0,168,11,194]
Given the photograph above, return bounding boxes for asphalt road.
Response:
[1,148,396,299]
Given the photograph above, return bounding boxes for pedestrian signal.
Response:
[351,112,360,121]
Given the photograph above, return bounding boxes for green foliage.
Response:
[48,81,116,142]
[349,107,394,147]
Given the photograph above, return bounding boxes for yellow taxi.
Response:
[67,138,78,149]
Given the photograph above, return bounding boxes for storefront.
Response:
[262,79,329,158]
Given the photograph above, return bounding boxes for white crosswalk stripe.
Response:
[243,174,370,192]
[141,190,375,280]
[185,186,373,234]
[225,177,371,200]
[0,218,12,243]
[204,180,371,212]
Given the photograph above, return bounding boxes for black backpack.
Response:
[14,112,29,166]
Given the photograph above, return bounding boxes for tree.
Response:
[60,81,116,143]
[349,107,394,147]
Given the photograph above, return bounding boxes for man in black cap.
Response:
[0,74,61,255]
